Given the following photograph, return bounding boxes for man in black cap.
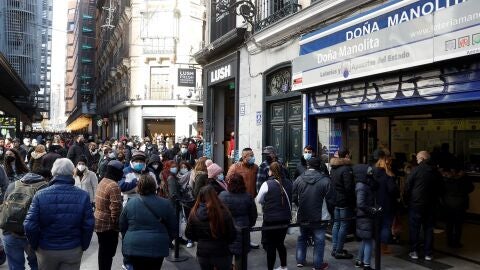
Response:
[256,146,289,193]
[118,150,156,204]
[293,157,332,270]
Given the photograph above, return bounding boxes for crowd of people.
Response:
[0,133,474,270]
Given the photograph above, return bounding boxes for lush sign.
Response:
[178,68,196,87]
[292,0,480,90]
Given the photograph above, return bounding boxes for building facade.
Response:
[95,0,205,141]
[65,0,97,132]
[0,0,52,121]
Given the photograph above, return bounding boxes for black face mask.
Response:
[5,156,15,163]
[266,156,273,163]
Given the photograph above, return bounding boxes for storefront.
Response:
[293,0,480,257]
[203,52,239,169]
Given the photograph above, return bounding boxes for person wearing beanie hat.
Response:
[292,157,331,270]
[207,163,227,194]
[24,158,94,270]
[95,160,123,270]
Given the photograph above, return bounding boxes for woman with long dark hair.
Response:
[3,148,29,183]
[256,162,292,270]
[219,173,257,270]
[185,185,236,270]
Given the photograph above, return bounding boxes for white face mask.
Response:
[77,164,86,172]
[152,164,159,170]
[24,142,30,146]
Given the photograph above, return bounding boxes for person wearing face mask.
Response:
[67,135,90,166]
[226,148,261,249]
[119,150,157,205]
[175,142,195,167]
[13,138,27,162]
[87,143,100,173]
[3,148,29,183]
[144,138,158,159]
[206,161,227,195]
[97,147,116,180]
[147,154,163,186]
[256,146,290,194]
[21,138,33,163]
[74,156,98,206]
[28,145,47,173]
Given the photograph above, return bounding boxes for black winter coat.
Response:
[443,175,474,211]
[219,191,257,255]
[67,142,89,166]
[293,169,331,225]
[374,167,399,218]
[355,177,376,239]
[330,158,355,208]
[185,203,236,257]
[404,159,444,213]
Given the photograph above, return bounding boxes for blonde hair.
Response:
[375,156,394,177]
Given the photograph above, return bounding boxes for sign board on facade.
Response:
[292,0,480,90]
[256,111,262,126]
[207,60,237,86]
[240,103,245,116]
[178,68,196,87]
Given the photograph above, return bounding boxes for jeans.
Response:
[36,247,82,270]
[97,230,119,270]
[296,226,326,269]
[332,207,352,253]
[381,213,394,244]
[409,208,434,256]
[357,239,373,265]
[4,234,38,270]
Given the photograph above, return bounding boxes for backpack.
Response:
[0,180,48,234]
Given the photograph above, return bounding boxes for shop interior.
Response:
[144,119,175,146]
[212,80,235,170]
[317,106,480,263]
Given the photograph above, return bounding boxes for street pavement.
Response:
[1,225,478,269]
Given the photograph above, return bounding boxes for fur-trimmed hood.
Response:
[31,151,46,160]
[330,157,351,167]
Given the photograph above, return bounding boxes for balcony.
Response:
[255,0,302,32]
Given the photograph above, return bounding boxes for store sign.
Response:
[292,0,480,90]
[178,68,196,87]
[207,60,237,86]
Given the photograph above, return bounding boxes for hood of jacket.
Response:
[330,157,351,168]
[20,173,45,184]
[147,154,161,166]
[196,203,209,221]
[49,175,75,186]
[301,169,325,184]
[31,151,46,159]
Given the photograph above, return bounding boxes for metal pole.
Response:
[241,227,249,270]
[166,199,188,262]
[375,210,382,270]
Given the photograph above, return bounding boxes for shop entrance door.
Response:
[346,118,377,164]
[266,98,303,178]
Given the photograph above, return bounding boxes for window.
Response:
[266,67,292,96]
[150,67,171,100]
[68,22,75,32]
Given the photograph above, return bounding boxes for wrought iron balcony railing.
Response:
[255,0,301,32]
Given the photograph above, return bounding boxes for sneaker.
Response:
[425,255,433,261]
[186,242,194,248]
[274,267,288,270]
[409,252,418,260]
[335,250,354,259]
[355,260,364,268]
[364,265,375,270]
[313,263,329,270]
[297,263,304,267]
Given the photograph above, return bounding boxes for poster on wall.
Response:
[0,117,16,139]
[178,68,196,87]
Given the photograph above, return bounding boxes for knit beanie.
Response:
[51,158,75,176]
[207,163,223,179]
[205,159,213,168]
[104,160,124,182]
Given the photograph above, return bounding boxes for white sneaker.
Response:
[186,242,194,248]
[425,255,433,261]
[274,267,288,270]
[409,252,418,260]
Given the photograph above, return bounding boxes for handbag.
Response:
[178,205,188,241]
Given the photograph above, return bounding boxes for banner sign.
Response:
[292,0,480,90]
[178,68,196,87]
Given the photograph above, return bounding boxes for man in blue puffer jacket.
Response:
[24,158,94,270]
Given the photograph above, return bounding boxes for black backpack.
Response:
[0,181,47,234]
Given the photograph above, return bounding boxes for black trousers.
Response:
[97,230,119,270]
[130,256,164,270]
[263,220,289,270]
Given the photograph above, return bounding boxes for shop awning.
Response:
[0,53,30,97]
[67,115,92,131]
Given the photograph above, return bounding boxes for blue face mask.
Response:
[132,162,145,172]
[217,174,224,181]
[248,156,255,165]
[180,168,188,175]
[303,153,312,160]
[170,167,178,174]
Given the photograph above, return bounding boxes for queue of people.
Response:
[0,132,474,270]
